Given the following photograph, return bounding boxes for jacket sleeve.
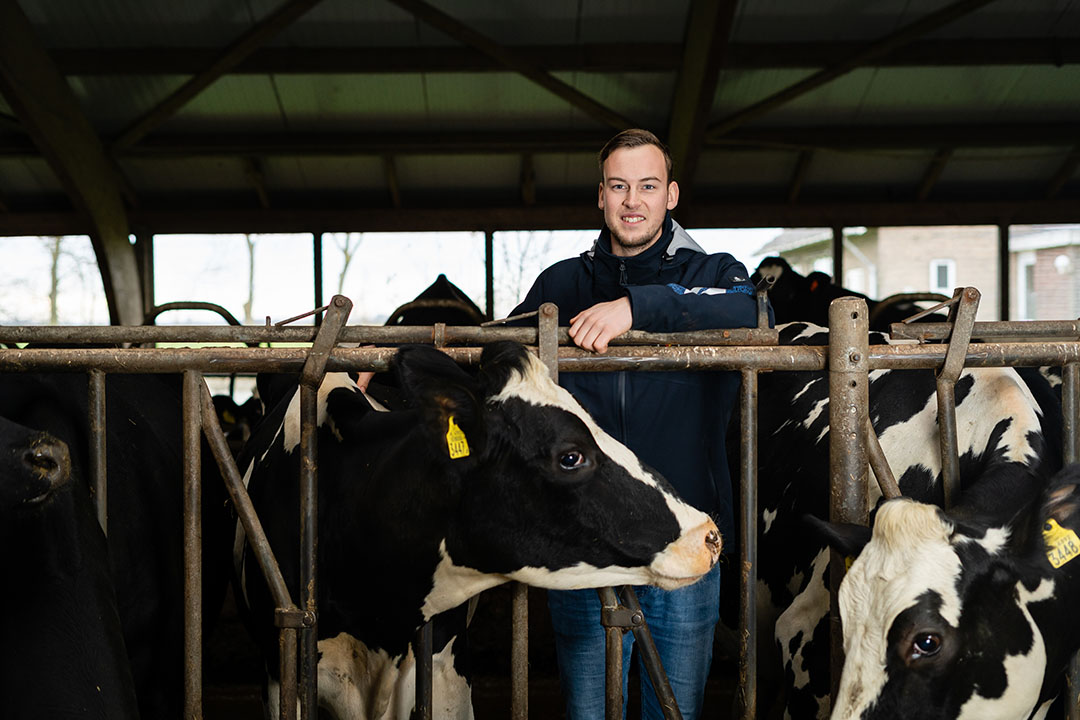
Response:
[626,254,771,332]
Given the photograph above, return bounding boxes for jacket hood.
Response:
[583,213,704,269]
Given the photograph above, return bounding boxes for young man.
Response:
[509,128,766,719]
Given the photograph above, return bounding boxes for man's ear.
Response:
[598,181,605,210]
[666,180,679,211]
[802,513,872,559]
[393,345,485,462]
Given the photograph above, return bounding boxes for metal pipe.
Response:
[597,586,624,720]
[827,297,869,695]
[738,368,758,720]
[620,586,682,720]
[299,383,318,720]
[280,628,298,720]
[510,583,529,720]
[865,418,902,500]
[414,621,433,720]
[182,370,204,720]
[88,369,107,534]
[1063,363,1080,720]
[936,380,960,508]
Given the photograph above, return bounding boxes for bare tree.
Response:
[332,232,363,294]
[242,234,257,324]
[45,236,62,324]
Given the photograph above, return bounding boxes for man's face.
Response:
[598,145,679,257]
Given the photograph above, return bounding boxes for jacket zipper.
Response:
[619,261,628,287]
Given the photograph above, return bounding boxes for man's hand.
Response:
[569,297,632,353]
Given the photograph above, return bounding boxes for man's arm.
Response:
[627,255,763,334]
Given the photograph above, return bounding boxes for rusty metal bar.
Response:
[936,288,980,509]
[620,586,682,720]
[866,418,902,500]
[297,295,352,720]
[827,297,869,695]
[738,368,758,720]
[280,628,298,720]
[1064,363,1080,720]
[510,583,529,720]
[755,274,775,330]
[0,323,778,347]
[87,368,107,534]
[597,585,624,720]
[413,621,433,720]
[890,318,1080,341]
[182,370,204,720]
[9,341,1080,375]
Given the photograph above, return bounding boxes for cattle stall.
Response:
[2,293,1080,720]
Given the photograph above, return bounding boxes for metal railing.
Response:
[2,291,1079,720]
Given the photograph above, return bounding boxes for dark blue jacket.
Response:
[511,214,767,544]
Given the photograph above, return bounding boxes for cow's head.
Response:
[0,416,70,518]
[383,341,721,616]
[826,466,1080,720]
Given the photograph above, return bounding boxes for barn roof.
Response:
[1,0,1078,321]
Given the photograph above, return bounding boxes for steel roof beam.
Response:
[1045,146,1080,200]
[0,0,141,325]
[666,0,738,197]
[383,155,402,209]
[111,0,327,152]
[3,124,1074,158]
[916,148,954,201]
[43,40,1080,76]
[705,0,1002,141]
[3,199,1079,237]
[384,0,635,131]
[787,150,814,204]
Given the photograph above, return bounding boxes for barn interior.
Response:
[2,0,1079,717]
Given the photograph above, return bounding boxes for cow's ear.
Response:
[393,345,485,460]
[1035,464,1080,570]
[802,514,872,559]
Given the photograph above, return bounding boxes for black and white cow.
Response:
[753,256,947,330]
[236,341,722,719]
[0,373,232,720]
[818,461,1080,720]
[740,322,1060,719]
[0,415,140,719]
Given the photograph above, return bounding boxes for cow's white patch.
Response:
[282,373,362,453]
[392,636,474,720]
[763,507,777,534]
[776,549,830,698]
[954,525,1011,556]
[489,350,709,537]
[802,398,828,434]
[791,378,821,403]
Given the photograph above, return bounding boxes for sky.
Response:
[0,227,780,327]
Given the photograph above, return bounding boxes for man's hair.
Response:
[598,129,673,183]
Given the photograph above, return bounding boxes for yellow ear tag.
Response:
[844,555,855,572]
[1043,518,1080,569]
[446,416,470,459]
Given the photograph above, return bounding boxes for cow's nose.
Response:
[704,529,721,557]
[23,437,72,500]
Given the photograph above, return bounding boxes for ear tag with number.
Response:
[1043,518,1080,569]
[446,416,470,459]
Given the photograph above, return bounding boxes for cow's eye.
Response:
[558,451,588,470]
[911,633,942,658]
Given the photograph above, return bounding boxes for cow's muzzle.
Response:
[23,436,71,505]
[649,518,722,590]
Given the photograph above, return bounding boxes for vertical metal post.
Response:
[598,585,624,720]
[297,294,353,719]
[485,229,495,322]
[281,629,298,720]
[182,370,204,720]
[134,233,155,319]
[831,226,844,285]
[413,621,433,720]
[1064,363,1080,720]
[738,368,758,720]
[511,583,529,720]
[313,233,324,326]
[998,223,1011,321]
[936,287,979,509]
[299,381,318,720]
[827,297,869,695]
[88,369,107,534]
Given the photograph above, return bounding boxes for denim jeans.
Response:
[546,564,722,720]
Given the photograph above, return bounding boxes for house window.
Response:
[929,259,956,295]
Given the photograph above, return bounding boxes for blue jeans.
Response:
[547,564,721,720]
